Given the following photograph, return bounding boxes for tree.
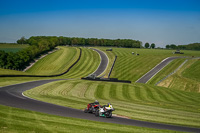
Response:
[150,43,155,49]
[166,45,170,49]
[17,36,27,44]
[145,42,150,48]
[170,44,177,49]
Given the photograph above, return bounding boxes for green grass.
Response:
[24,80,200,128]
[0,68,29,75]
[0,105,176,133]
[0,46,101,86]
[0,44,29,53]
[109,48,200,82]
[1,47,200,132]
[26,46,79,75]
[60,47,100,78]
[157,59,200,92]
[0,77,50,87]
[182,59,200,82]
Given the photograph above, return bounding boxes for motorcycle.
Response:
[84,103,101,114]
[95,104,115,118]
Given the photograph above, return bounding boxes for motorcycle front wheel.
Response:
[106,111,112,118]
[95,110,99,117]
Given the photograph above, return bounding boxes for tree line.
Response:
[144,42,156,49]
[165,43,200,50]
[0,36,142,70]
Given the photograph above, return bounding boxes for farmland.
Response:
[0,43,29,53]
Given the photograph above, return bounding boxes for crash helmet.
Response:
[94,100,99,104]
[107,103,111,106]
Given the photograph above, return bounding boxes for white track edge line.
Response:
[135,57,170,83]
[89,48,109,77]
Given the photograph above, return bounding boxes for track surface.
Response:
[1,49,200,132]
[0,80,199,132]
[90,48,108,76]
[136,57,181,83]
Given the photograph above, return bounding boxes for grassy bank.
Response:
[158,58,200,92]
[60,47,101,78]
[26,46,79,75]
[147,58,186,85]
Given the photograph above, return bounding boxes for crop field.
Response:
[157,58,200,92]
[24,79,200,127]
[0,105,176,133]
[0,43,29,53]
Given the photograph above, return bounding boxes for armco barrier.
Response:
[108,55,117,78]
[0,48,82,77]
[81,77,131,83]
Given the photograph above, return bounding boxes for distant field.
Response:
[0,43,29,53]
[24,79,200,127]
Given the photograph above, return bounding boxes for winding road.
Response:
[90,48,108,76]
[136,57,181,83]
[1,49,199,132]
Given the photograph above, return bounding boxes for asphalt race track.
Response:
[90,48,108,76]
[136,57,181,83]
[0,49,200,132]
[0,80,199,132]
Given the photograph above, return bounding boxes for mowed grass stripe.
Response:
[0,105,177,133]
[182,59,200,82]
[62,48,100,78]
[24,80,200,127]
[109,47,200,82]
[158,58,200,92]
[26,46,78,75]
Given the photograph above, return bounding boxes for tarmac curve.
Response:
[0,49,200,132]
[136,57,182,83]
[0,80,199,132]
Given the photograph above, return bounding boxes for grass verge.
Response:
[158,58,200,92]
[0,104,176,133]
